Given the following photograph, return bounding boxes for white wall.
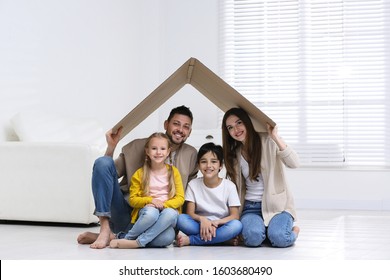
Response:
[0,0,389,211]
[0,0,163,143]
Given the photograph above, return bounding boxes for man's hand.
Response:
[104,126,123,157]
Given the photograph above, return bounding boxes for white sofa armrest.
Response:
[0,142,100,224]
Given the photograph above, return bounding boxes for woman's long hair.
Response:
[222,108,262,183]
[142,132,176,199]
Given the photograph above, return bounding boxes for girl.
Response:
[222,107,300,248]
[176,142,242,247]
[110,132,184,249]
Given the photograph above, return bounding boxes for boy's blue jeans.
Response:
[240,200,297,247]
[177,214,243,245]
[91,156,133,234]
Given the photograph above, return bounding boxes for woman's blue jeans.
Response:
[118,207,178,247]
[240,200,297,248]
[177,214,243,246]
[92,156,133,234]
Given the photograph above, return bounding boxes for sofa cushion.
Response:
[10,110,105,150]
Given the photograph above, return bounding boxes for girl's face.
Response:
[225,114,247,143]
[198,151,221,179]
[145,137,170,164]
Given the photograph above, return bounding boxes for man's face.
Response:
[164,113,192,145]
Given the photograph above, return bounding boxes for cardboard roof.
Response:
[113,57,275,139]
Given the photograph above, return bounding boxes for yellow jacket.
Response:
[129,164,185,223]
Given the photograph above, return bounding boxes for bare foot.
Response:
[292,226,300,238]
[176,234,190,247]
[90,231,115,249]
[109,239,140,249]
[223,236,240,246]
[77,232,99,244]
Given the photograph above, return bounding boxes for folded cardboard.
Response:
[113,57,275,139]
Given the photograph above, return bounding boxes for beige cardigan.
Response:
[233,132,299,226]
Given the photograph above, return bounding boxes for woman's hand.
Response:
[267,123,286,150]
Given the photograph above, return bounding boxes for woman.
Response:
[222,107,300,247]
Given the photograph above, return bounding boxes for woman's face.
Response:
[225,114,247,143]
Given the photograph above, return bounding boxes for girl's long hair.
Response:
[222,108,262,183]
[142,132,176,199]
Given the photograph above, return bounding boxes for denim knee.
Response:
[267,227,295,248]
[241,215,266,247]
[94,156,115,170]
[160,208,178,227]
[139,207,160,224]
[147,227,176,248]
[177,213,189,228]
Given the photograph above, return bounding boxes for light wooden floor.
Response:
[1,209,390,260]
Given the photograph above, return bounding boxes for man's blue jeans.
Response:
[118,207,178,247]
[240,200,297,247]
[177,214,243,245]
[92,156,132,234]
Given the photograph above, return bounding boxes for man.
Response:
[77,105,198,249]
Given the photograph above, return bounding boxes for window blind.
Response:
[219,0,390,167]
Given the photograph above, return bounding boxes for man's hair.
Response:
[167,105,193,123]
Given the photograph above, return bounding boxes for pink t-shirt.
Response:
[149,171,169,202]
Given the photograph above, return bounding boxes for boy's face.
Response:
[198,151,221,179]
[164,113,192,145]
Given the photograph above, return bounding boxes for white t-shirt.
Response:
[240,154,264,202]
[185,178,241,221]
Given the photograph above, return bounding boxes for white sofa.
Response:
[0,142,100,224]
[0,111,104,224]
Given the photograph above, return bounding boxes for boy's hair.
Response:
[167,105,193,123]
[197,142,224,165]
[142,132,176,199]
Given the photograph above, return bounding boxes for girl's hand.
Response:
[151,199,164,210]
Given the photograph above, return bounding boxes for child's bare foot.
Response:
[292,226,300,238]
[176,234,190,247]
[90,231,115,249]
[223,236,240,246]
[77,232,99,244]
[109,239,140,249]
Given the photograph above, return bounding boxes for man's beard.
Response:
[167,131,186,145]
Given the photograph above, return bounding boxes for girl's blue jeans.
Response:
[177,214,242,246]
[240,200,297,247]
[92,156,133,234]
[117,207,178,247]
